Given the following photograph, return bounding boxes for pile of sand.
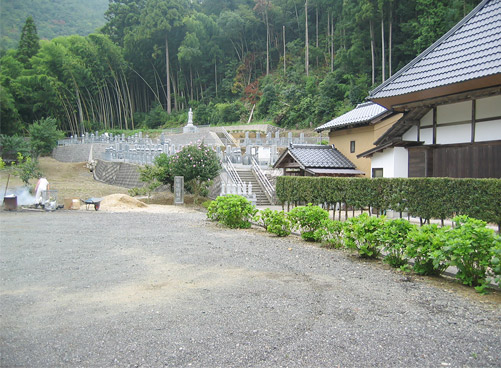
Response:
[99,194,148,211]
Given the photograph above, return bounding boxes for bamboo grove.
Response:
[0,0,481,136]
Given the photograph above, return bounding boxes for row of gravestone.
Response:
[240,131,322,147]
[101,141,281,167]
[59,131,168,146]
[102,142,225,165]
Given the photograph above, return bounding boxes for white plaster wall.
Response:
[475,119,501,142]
[421,110,433,126]
[420,128,433,144]
[371,147,408,178]
[371,149,394,177]
[437,101,471,124]
[402,125,418,141]
[393,147,408,177]
[436,124,471,144]
[476,95,501,119]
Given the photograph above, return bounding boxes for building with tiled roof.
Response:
[360,0,501,178]
[369,0,501,109]
[273,144,364,177]
[315,102,389,133]
[315,102,403,177]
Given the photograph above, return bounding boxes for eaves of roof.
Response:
[368,0,501,106]
[315,102,390,133]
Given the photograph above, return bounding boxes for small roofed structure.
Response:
[273,143,364,177]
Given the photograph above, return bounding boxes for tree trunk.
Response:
[381,14,385,82]
[370,19,375,85]
[316,6,319,67]
[305,0,309,76]
[331,14,334,72]
[215,59,218,97]
[190,66,193,102]
[327,10,330,64]
[265,7,270,75]
[283,25,286,75]
[165,36,171,114]
[389,6,392,77]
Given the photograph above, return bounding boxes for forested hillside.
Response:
[0,0,481,136]
[0,0,108,50]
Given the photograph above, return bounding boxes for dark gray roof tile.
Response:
[369,0,501,99]
[288,144,356,169]
[315,102,388,132]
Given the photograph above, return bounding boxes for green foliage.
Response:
[16,17,40,66]
[1,0,479,132]
[489,246,501,287]
[207,194,257,229]
[254,208,291,237]
[143,103,168,129]
[168,142,222,201]
[377,219,414,268]
[314,219,345,248]
[0,158,5,170]
[276,176,501,229]
[28,117,64,157]
[0,134,31,162]
[343,214,385,258]
[128,187,147,197]
[405,224,450,276]
[288,204,329,241]
[14,153,43,185]
[1,0,108,51]
[443,216,500,289]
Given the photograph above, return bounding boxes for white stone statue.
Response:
[183,107,198,133]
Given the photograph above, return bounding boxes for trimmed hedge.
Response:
[276,177,501,228]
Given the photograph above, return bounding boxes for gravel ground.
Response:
[1,208,500,367]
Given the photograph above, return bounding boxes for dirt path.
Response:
[0,157,129,202]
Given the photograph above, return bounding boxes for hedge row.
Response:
[276,177,501,228]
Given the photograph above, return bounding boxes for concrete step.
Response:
[235,169,272,206]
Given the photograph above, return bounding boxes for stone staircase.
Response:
[236,168,272,206]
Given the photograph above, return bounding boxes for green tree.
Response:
[17,16,40,66]
[29,117,64,157]
[168,142,222,200]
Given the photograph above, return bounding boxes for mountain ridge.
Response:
[0,0,109,50]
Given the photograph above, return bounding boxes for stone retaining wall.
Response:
[93,159,143,188]
[53,143,108,162]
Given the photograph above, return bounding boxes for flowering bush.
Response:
[148,142,221,202]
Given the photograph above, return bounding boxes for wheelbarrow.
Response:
[81,197,103,211]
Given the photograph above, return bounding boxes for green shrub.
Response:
[377,219,414,267]
[254,208,273,228]
[343,213,385,258]
[489,246,501,287]
[0,134,30,162]
[128,187,147,197]
[13,153,42,185]
[314,219,344,248]
[275,176,501,229]
[207,195,257,229]
[405,224,449,276]
[288,204,329,241]
[443,216,500,290]
[260,209,291,237]
[29,117,64,157]
[169,143,222,202]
